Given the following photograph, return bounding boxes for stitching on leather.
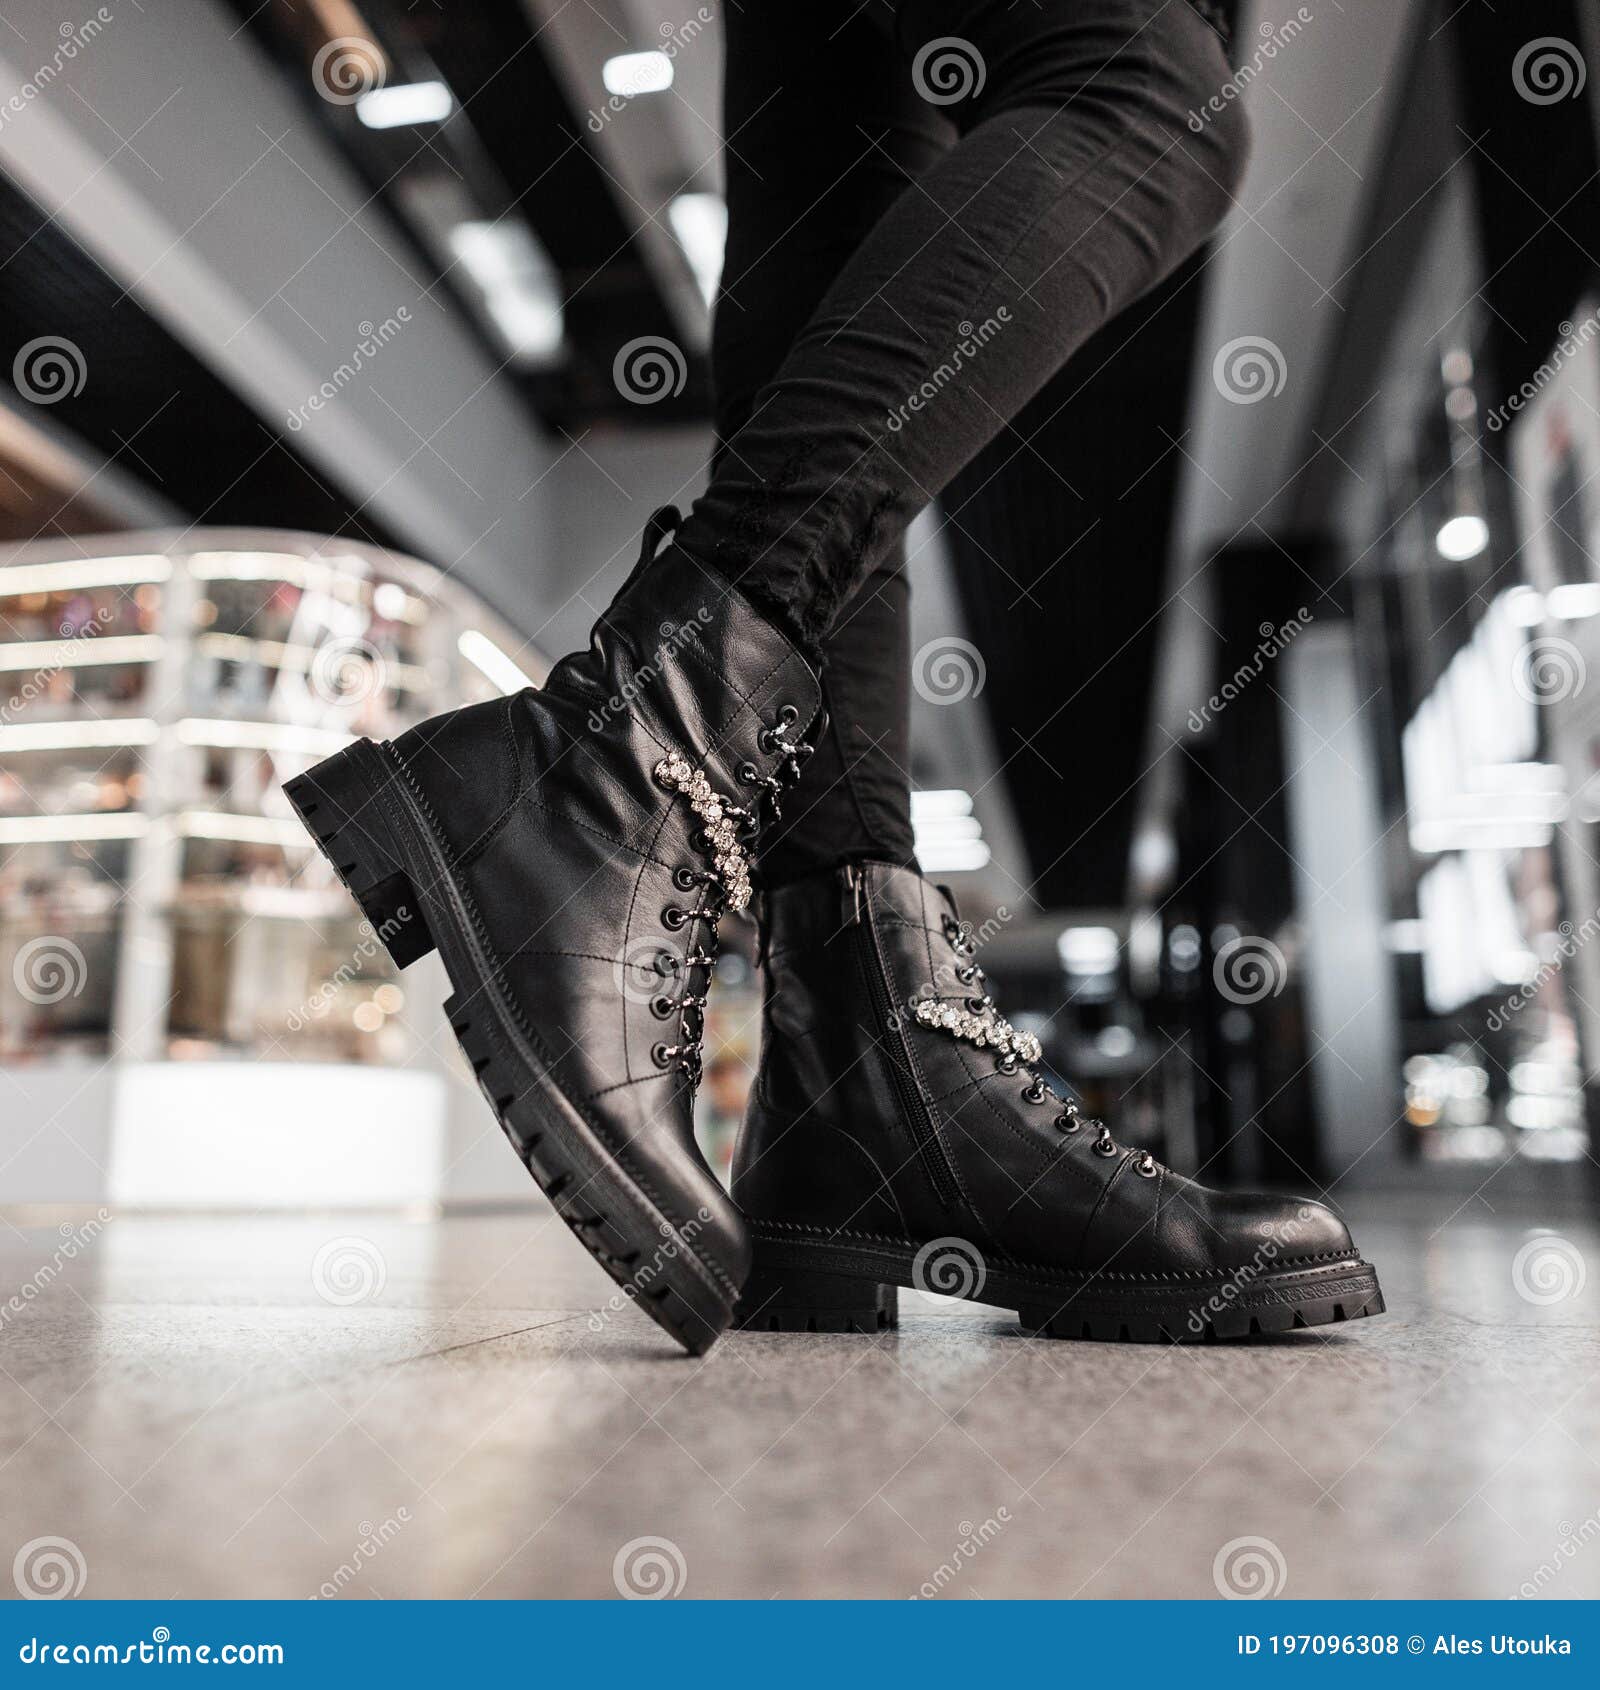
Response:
[382,741,739,1302]
[503,947,649,968]
[901,874,991,1232]
[750,1218,1365,1285]
[621,794,679,1088]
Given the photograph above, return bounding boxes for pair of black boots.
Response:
[286,517,1383,1355]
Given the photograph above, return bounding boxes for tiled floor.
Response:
[2,1191,1597,1599]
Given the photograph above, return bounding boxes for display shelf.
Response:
[0,529,548,1206]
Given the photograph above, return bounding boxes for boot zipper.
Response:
[846,866,962,1209]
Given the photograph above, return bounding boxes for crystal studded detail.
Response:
[654,754,753,911]
[912,995,1042,1063]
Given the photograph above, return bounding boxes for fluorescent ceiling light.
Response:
[1546,582,1600,621]
[1435,514,1489,561]
[669,192,727,309]
[911,787,990,872]
[356,80,454,129]
[910,789,974,818]
[602,51,673,96]
[1503,586,1545,628]
[448,221,562,363]
[1058,926,1120,975]
[0,556,170,595]
[458,629,535,695]
[916,839,992,873]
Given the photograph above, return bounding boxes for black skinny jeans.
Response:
[696,0,1249,885]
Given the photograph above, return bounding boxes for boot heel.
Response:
[733,1256,898,1334]
[285,741,436,968]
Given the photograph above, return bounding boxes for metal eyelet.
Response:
[737,761,760,786]
[673,865,700,891]
[653,950,680,977]
[957,964,977,984]
[1094,1132,1118,1158]
[1056,1112,1082,1134]
[651,1042,675,1068]
[662,905,688,931]
[651,995,678,1020]
[996,1052,1019,1075]
[776,702,800,728]
[1136,1154,1158,1178]
[1022,1078,1048,1104]
[966,997,988,1014]
[758,728,780,752]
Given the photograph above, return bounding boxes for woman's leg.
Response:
[712,0,952,885]
[680,0,1249,648]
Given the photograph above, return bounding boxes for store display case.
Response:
[0,529,546,1205]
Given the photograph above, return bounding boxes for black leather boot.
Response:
[285,512,821,1354]
[732,861,1384,1342]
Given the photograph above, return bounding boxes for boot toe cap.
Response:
[1211,1189,1357,1271]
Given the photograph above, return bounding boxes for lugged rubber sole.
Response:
[284,737,739,1356]
[733,1222,1385,1344]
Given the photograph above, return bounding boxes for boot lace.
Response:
[914,904,1158,1178]
[649,706,817,1082]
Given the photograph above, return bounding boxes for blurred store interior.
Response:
[2,0,1600,1600]
[4,0,1599,1213]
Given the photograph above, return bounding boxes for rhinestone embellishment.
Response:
[654,753,753,910]
[912,996,1042,1063]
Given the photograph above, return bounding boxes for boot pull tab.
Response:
[616,505,683,599]
[843,863,864,926]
